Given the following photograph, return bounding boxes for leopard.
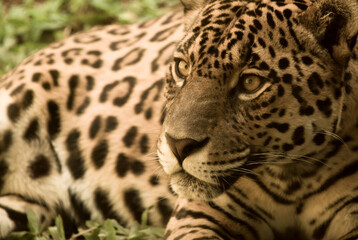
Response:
[2,0,358,240]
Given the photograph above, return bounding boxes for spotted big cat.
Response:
[1,0,358,239]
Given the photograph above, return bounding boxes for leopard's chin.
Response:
[169,170,238,200]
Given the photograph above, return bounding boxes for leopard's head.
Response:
[158,0,358,200]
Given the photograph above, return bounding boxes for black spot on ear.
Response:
[28,154,51,179]
[349,35,358,52]
[299,1,357,64]
[124,188,146,223]
[321,13,347,54]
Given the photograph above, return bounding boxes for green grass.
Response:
[7,208,164,240]
[0,0,179,75]
[2,0,179,238]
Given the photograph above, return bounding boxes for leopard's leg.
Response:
[0,87,75,237]
[310,201,358,240]
[0,194,55,236]
[338,229,358,240]
[164,198,274,240]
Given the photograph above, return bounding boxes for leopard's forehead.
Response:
[179,0,310,54]
[173,0,318,89]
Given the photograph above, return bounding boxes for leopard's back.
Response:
[0,11,183,236]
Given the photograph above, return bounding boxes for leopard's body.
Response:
[2,0,358,239]
[0,12,183,236]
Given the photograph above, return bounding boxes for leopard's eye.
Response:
[236,74,271,101]
[174,58,190,79]
[241,75,264,93]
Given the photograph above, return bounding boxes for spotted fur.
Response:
[2,0,358,239]
[0,12,182,237]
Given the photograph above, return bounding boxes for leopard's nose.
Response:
[165,133,209,166]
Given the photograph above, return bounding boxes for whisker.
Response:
[229,167,260,176]
[251,152,329,167]
[247,160,293,166]
[313,129,351,152]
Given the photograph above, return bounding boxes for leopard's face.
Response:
[158,0,346,200]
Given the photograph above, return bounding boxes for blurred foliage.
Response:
[7,207,165,240]
[0,0,179,75]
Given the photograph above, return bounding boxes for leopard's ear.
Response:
[299,0,358,65]
[180,0,208,30]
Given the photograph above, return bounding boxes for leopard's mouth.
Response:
[169,163,245,200]
[169,170,227,200]
[158,132,251,199]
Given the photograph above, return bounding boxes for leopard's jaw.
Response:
[158,131,251,199]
